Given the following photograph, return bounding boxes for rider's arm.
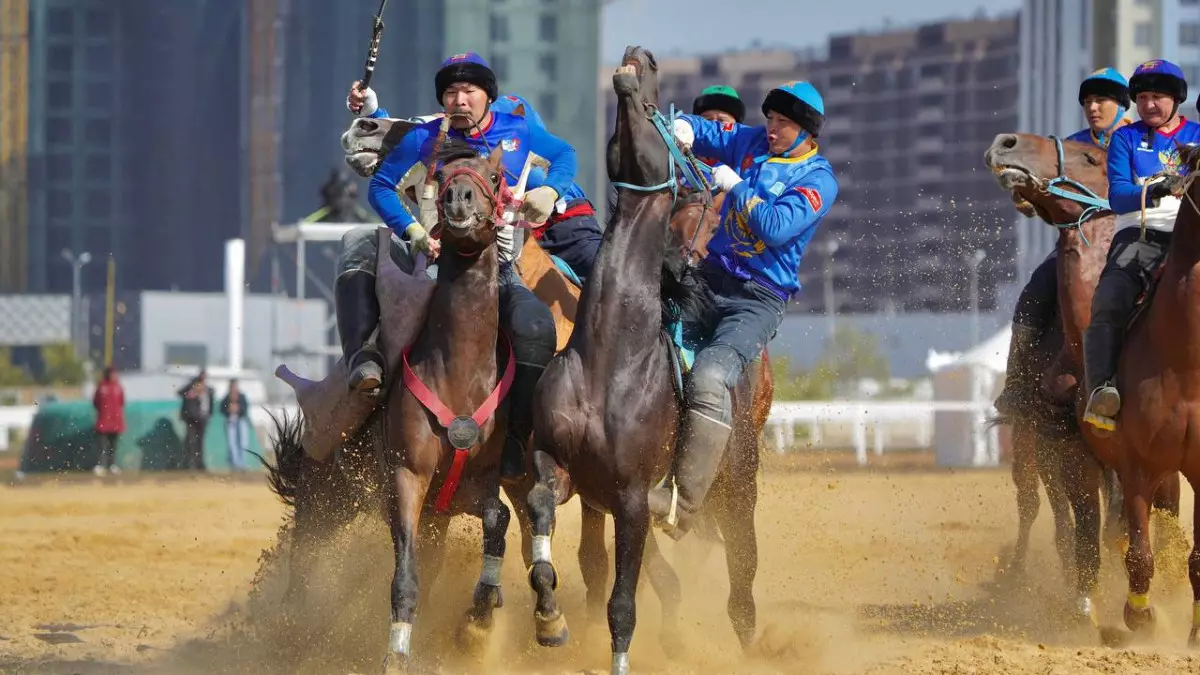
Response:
[496,94,547,130]
[678,113,745,167]
[368,128,428,231]
[1106,129,1143,214]
[526,123,577,197]
[729,168,838,247]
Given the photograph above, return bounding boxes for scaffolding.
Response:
[0,0,28,292]
[247,0,289,279]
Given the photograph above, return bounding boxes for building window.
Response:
[1187,65,1200,90]
[86,82,111,108]
[86,44,113,73]
[539,14,557,41]
[490,15,509,42]
[539,54,557,80]
[1135,22,1153,47]
[700,57,719,78]
[85,119,111,145]
[86,191,112,217]
[48,45,72,73]
[539,94,557,121]
[85,154,109,178]
[85,9,112,34]
[46,153,73,182]
[46,117,73,145]
[48,81,71,107]
[48,191,73,218]
[1182,23,1200,46]
[47,7,73,36]
[491,54,508,82]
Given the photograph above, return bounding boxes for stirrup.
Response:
[649,477,681,530]
[1083,385,1119,435]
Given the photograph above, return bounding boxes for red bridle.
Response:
[434,164,513,231]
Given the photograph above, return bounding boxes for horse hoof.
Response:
[612,68,640,96]
[1076,596,1098,628]
[455,616,492,657]
[1189,627,1200,648]
[1123,601,1156,632]
[659,631,684,659]
[535,610,570,647]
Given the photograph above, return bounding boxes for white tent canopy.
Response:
[925,327,1011,468]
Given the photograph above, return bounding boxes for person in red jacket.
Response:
[92,366,126,476]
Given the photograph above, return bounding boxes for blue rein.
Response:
[1042,135,1112,247]
[610,103,713,200]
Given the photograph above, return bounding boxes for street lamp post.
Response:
[821,240,839,340]
[967,248,987,347]
[61,249,92,360]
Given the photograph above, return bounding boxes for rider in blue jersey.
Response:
[338,52,570,480]
[348,84,603,283]
[645,81,839,537]
[1082,59,1200,433]
[994,68,1131,416]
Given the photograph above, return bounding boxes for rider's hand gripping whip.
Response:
[359,0,388,92]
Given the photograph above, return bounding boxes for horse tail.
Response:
[260,410,306,508]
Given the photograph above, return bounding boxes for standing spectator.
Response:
[178,369,214,471]
[221,379,252,471]
[92,366,125,476]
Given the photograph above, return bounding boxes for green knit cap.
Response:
[693,85,746,123]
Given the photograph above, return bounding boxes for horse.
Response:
[984,132,1182,623]
[521,46,762,675]
[1077,144,1200,642]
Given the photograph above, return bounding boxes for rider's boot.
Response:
[1083,321,1123,435]
[335,271,385,394]
[647,410,731,539]
[500,363,544,481]
[994,323,1041,417]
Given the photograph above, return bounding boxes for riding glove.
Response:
[519,186,559,224]
[405,223,437,256]
[347,85,379,117]
[672,118,695,149]
[711,164,744,193]
[1147,175,1186,202]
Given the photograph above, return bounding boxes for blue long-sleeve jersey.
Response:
[369,94,589,204]
[679,114,838,295]
[1106,118,1200,231]
[368,111,579,232]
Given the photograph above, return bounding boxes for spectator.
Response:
[221,379,252,472]
[178,369,214,471]
[92,366,125,476]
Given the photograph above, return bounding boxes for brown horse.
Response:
[1079,145,1200,642]
[521,46,761,675]
[985,133,1181,622]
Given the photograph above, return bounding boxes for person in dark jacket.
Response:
[178,370,214,471]
[220,379,251,471]
[92,366,126,476]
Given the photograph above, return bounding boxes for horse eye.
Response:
[1084,153,1100,166]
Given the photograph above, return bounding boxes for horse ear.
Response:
[487,144,504,170]
[404,185,417,203]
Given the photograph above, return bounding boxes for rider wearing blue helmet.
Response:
[1083,59,1200,433]
[649,81,839,537]
[994,68,1131,416]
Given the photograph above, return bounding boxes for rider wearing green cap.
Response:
[693,85,746,125]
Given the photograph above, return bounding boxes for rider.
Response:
[993,68,1132,416]
[1082,59,1200,433]
[347,79,603,283]
[340,52,570,479]
[648,81,838,535]
[689,85,747,169]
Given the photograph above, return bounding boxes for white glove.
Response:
[347,86,379,117]
[404,223,440,259]
[711,164,743,193]
[519,186,559,224]
[673,118,694,149]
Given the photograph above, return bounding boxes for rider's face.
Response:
[700,109,737,126]
[765,111,804,156]
[441,83,490,130]
[1083,95,1122,133]
[1136,91,1177,128]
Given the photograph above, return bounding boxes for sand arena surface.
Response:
[2,457,1200,674]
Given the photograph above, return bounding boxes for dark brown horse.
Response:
[985,133,1181,623]
[521,46,761,675]
[1082,146,1200,641]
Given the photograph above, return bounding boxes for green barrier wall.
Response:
[18,400,269,473]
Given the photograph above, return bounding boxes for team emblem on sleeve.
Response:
[502,138,519,152]
[796,186,823,211]
[721,121,736,132]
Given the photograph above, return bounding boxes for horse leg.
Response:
[1009,422,1041,574]
[1062,444,1103,624]
[1151,472,1184,561]
[1103,468,1128,555]
[579,500,610,628]
[1122,473,1159,632]
[710,480,758,650]
[608,488,651,675]
[1039,438,1075,579]
[1186,474,1200,647]
[457,481,510,654]
[385,468,429,672]
[641,527,683,659]
[526,449,569,647]
[503,481,535,568]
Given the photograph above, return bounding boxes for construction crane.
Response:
[0,0,28,293]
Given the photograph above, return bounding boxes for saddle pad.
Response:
[549,254,582,288]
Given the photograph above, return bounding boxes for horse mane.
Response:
[434,137,483,166]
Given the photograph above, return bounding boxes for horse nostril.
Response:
[999,134,1018,150]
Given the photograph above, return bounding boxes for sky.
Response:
[601,0,1022,63]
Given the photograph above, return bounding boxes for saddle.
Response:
[662,315,696,404]
[1128,262,1167,332]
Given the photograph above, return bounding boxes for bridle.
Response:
[432,163,513,257]
[1011,135,1112,247]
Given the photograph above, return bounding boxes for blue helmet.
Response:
[1129,59,1187,102]
[434,52,498,103]
[1079,67,1131,108]
[762,81,825,137]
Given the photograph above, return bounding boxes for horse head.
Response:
[667,188,723,266]
[341,117,420,177]
[984,133,1109,227]
[432,139,508,254]
[608,45,670,190]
